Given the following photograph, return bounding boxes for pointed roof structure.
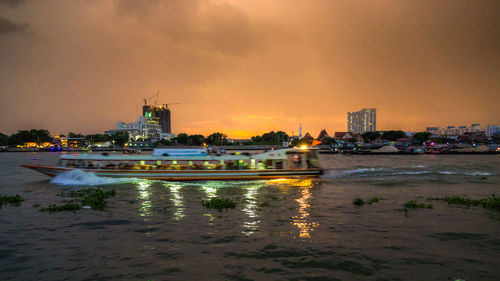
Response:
[317,129,330,140]
[334,132,361,140]
[302,132,314,141]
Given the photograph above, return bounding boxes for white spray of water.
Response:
[322,167,493,179]
[464,172,492,176]
[50,169,137,186]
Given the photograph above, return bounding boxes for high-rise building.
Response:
[347,108,376,134]
[142,105,172,134]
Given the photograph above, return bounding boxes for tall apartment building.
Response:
[347,108,376,134]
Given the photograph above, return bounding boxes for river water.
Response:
[1,152,499,281]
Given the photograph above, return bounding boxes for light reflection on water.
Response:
[274,178,320,238]
[164,182,185,220]
[241,183,261,235]
[199,181,220,198]
[136,181,153,218]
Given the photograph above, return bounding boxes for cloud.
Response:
[0,17,28,34]
[114,0,287,57]
[0,0,26,8]
[0,0,499,137]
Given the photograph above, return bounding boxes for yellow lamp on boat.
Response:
[299,145,308,150]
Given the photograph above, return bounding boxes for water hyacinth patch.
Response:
[441,194,500,211]
[0,194,24,208]
[403,200,433,209]
[40,204,81,213]
[353,197,380,207]
[353,198,365,206]
[39,188,116,213]
[201,197,236,210]
[67,188,116,211]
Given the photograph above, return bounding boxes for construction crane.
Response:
[162,103,180,108]
[143,90,159,106]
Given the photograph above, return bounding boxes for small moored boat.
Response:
[20,147,323,181]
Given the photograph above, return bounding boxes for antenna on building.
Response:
[299,124,302,139]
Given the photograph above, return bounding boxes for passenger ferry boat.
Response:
[20,147,323,181]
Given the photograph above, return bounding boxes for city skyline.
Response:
[1,1,499,138]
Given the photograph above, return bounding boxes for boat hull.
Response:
[20,164,322,181]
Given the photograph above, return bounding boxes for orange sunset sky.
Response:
[1,0,499,138]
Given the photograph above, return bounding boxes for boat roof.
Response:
[60,147,315,161]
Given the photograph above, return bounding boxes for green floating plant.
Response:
[0,194,24,208]
[441,194,500,211]
[39,188,116,213]
[201,197,236,210]
[353,197,381,207]
[40,204,81,213]
[403,200,433,209]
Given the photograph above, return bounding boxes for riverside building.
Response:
[425,124,487,137]
[105,103,176,141]
[106,116,162,140]
[347,108,376,134]
[487,125,500,137]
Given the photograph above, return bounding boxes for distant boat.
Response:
[21,148,323,181]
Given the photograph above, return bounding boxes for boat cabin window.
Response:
[118,161,134,169]
[86,161,99,169]
[63,159,80,168]
[286,150,319,169]
[305,150,319,168]
[59,156,293,171]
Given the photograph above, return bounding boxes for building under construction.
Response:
[142,105,172,134]
[141,91,178,134]
[105,92,177,141]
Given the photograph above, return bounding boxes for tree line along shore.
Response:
[1,129,498,154]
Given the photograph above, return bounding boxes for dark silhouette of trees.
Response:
[381,130,406,141]
[412,132,431,144]
[68,132,85,138]
[250,131,288,145]
[5,129,51,145]
[111,132,129,147]
[205,132,228,145]
[361,132,381,143]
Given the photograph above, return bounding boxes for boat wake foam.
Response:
[50,169,137,186]
[322,166,493,179]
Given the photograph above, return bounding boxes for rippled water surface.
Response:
[1,152,499,281]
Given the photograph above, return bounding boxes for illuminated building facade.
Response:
[106,103,174,141]
[111,116,162,140]
[347,108,376,134]
[142,105,172,134]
